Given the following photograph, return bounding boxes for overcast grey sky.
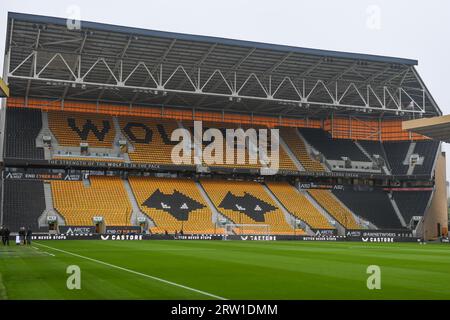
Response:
[0,0,449,177]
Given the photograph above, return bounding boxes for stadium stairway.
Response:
[262,183,315,235]
[387,193,407,227]
[40,182,66,227]
[195,181,229,226]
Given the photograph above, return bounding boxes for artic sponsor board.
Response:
[59,226,96,235]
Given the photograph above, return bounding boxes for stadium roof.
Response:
[403,116,450,143]
[3,12,442,119]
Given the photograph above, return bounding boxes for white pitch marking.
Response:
[34,242,226,300]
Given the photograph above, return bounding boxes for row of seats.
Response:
[412,141,440,175]
[2,180,46,232]
[200,179,304,235]
[307,189,361,229]
[4,108,45,160]
[393,191,432,223]
[332,189,403,229]
[129,176,220,234]
[51,176,132,226]
[266,181,333,229]
[280,128,325,171]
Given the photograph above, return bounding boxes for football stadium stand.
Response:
[299,128,369,162]
[332,189,403,229]
[2,180,46,232]
[51,176,132,226]
[201,179,304,234]
[0,12,447,240]
[48,111,116,148]
[266,181,333,229]
[307,189,361,229]
[128,176,220,234]
[393,190,432,223]
[121,118,180,165]
[280,128,325,172]
[4,108,44,160]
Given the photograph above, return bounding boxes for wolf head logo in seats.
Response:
[143,189,204,221]
[218,192,276,222]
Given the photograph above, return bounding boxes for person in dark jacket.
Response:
[26,227,32,245]
[3,227,10,246]
[18,227,26,245]
[0,226,5,246]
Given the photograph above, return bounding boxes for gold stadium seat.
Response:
[128,176,222,234]
[280,128,325,172]
[120,117,180,165]
[183,121,298,171]
[51,176,132,226]
[48,111,115,148]
[307,189,361,229]
[266,181,334,229]
[201,179,305,235]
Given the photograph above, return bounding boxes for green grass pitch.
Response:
[0,240,449,300]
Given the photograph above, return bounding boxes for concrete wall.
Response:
[423,149,448,240]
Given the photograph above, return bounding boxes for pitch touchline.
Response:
[34,242,226,300]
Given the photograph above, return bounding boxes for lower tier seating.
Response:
[201,179,304,235]
[2,180,46,232]
[307,189,361,229]
[128,176,220,234]
[393,191,432,223]
[332,189,403,229]
[266,181,333,229]
[51,176,132,226]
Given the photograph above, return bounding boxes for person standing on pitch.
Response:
[4,227,10,246]
[26,227,32,245]
[0,226,5,246]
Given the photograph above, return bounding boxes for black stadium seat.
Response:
[299,128,370,161]
[4,108,44,160]
[2,179,46,232]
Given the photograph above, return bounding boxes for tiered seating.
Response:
[299,128,370,161]
[48,111,115,148]
[51,176,132,226]
[307,189,361,229]
[4,108,44,160]
[2,180,46,232]
[280,128,325,171]
[120,118,179,165]
[201,179,303,235]
[393,191,432,222]
[266,181,333,229]
[332,189,403,229]
[359,141,389,164]
[382,141,410,175]
[128,176,220,234]
[412,141,440,175]
[182,122,297,171]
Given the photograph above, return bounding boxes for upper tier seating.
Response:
[332,189,403,229]
[307,189,361,229]
[266,181,333,229]
[128,176,220,234]
[4,108,44,160]
[120,117,179,165]
[358,141,389,165]
[51,176,132,226]
[183,122,297,171]
[299,128,370,162]
[3,179,46,232]
[393,191,432,223]
[382,141,410,175]
[280,128,325,171]
[48,111,116,148]
[201,179,304,235]
[412,141,440,175]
